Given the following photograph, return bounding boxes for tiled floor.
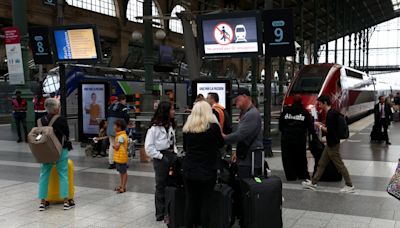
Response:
[0,114,399,227]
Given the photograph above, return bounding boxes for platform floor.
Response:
[0,115,399,228]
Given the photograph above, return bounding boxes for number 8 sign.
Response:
[264,9,295,57]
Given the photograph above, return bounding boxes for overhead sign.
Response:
[43,0,56,6]
[3,27,25,85]
[29,26,54,64]
[197,11,263,58]
[264,9,295,57]
[52,24,102,63]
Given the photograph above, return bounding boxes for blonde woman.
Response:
[182,100,224,228]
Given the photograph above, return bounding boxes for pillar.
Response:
[299,0,305,67]
[313,0,319,64]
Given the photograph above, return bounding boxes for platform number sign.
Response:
[28,26,54,64]
[264,9,295,57]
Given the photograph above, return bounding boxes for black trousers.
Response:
[184,177,215,228]
[94,139,108,155]
[281,140,309,181]
[378,119,389,142]
[153,152,176,218]
[14,113,27,140]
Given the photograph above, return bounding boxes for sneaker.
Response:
[301,179,317,190]
[63,200,75,210]
[340,185,355,193]
[38,201,49,211]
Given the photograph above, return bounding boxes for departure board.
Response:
[54,28,98,61]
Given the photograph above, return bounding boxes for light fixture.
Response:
[131,31,143,42]
[155,29,166,40]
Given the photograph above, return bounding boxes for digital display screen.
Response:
[81,84,105,135]
[201,16,259,56]
[196,83,227,108]
[54,28,98,60]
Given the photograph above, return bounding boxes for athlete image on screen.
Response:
[85,92,101,126]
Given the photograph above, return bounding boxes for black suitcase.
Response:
[241,151,283,228]
[309,138,342,182]
[209,182,235,228]
[165,187,185,228]
[370,124,383,142]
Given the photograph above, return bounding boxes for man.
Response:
[279,95,315,181]
[85,93,101,126]
[33,86,47,125]
[223,88,263,178]
[302,95,355,193]
[11,91,28,143]
[207,92,231,134]
[107,94,130,169]
[374,95,392,145]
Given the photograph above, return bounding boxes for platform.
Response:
[0,115,399,228]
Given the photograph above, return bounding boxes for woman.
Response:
[182,100,224,228]
[145,101,177,222]
[38,98,75,211]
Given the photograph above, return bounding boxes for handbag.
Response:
[387,159,400,200]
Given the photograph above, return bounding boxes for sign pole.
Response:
[59,64,67,117]
[264,0,273,157]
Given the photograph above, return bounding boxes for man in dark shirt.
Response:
[302,95,355,193]
[374,95,392,145]
[279,95,315,181]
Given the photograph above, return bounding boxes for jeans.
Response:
[312,144,353,186]
[38,148,69,199]
[14,112,27,140]
[184,177,215,228]
[108,137,115,164]
[153,152,176,218]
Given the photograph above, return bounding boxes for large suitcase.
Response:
[370,124,383,142]
[241,151,283,228]
[47,159,74,203]
[309,138,342,182]
[393,112,400,122]
[209,182,235,228]
[165,186,185,228]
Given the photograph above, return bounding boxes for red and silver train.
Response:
[283,63,397,121]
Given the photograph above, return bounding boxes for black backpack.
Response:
[337,113,349,139]
[222,109,232,134]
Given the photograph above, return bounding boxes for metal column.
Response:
[313,0,319,64]
[299,0,305,67]
[264,0,273,157]
[358,31,362,68]
[342,1,346,65]
[143,0,154,94]
[348,34,352,66]
[325,0,329,63]
[334,0,338,63]
[366,28,370,74]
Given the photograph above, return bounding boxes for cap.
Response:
[231,87,251,99]
[108,95,118,104]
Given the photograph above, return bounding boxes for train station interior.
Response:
[1,0,400,227]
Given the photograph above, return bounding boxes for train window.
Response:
[291,75,326,93]
[345,69,363,79]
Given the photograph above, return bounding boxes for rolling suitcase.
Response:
[241,151,283,228]
[309,138,342,182]
[393,112,400,122]
[370,124,383,142]
[47,159,75,203]
[165,186,185,228]
[209,181,235,228]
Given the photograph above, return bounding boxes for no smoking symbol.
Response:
[214,23,233,45]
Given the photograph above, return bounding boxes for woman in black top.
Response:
[182,100,224,228]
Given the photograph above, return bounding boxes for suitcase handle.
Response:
[251,149,265,177]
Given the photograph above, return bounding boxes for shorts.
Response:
[116,163,128,174]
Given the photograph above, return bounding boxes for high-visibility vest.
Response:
[213,103,225,129]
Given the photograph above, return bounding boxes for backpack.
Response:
[28,115,62,163]
[337,113,349,139]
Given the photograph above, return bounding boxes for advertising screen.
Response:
[198,12,262,58]
[53,26,100,62]
[196,83,227,108]
[81,84,105,135]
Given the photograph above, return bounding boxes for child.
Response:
[113,119,129,193]
[93,120,108,158]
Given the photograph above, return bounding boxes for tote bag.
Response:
[387,159,400,200]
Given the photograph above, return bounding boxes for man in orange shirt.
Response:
[85,93,101,125]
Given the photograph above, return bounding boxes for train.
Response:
[283,63,398,122]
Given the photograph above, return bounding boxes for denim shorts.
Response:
[116,163,128,174]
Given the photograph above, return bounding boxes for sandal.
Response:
[117,188,126,194]
[114,186,122,191]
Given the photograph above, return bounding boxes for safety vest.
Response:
[213,103,225,129]
[33,96,46,113]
